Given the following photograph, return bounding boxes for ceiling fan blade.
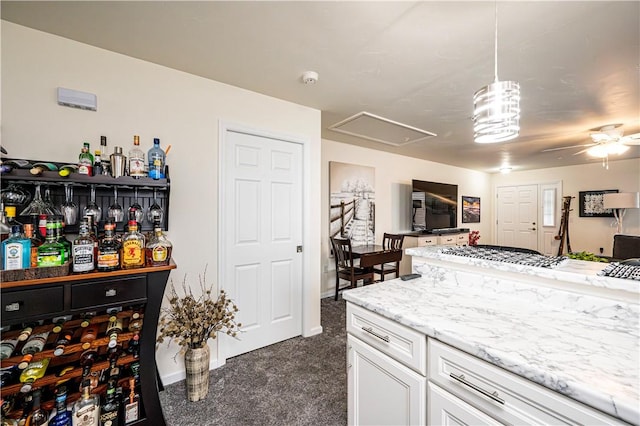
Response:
[621,133,640,145]
[541,143,596,153]
[572,147,593,156]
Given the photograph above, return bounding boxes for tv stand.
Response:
[400,230,470,275]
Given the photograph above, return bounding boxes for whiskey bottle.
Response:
[25,390,48,426]
[18,331,50,370]
[48,385,72,426]
[72,219,95,274]
[99,380,120,426]
[97,219,120,272]
[120,220,144,269]
[128,135,145,178]
[37,220,64,267]
[106,317,123,349]
[122,378,139,425]
[71,381,99,426]
[145,223,172,266]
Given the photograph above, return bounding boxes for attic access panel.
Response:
[328,111,437,146]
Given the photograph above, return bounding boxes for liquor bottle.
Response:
[100,136,109,175]
[37,220,64,267]
[23,224,42,268]
[92,151,103,177]
[126,332,140,359]
[2,225,30,270]
[127,310,143,333]
[145,223,172,266]
[128,135,145,178]
[51,316,71,334]
[71,381,99,426]
[18,331,50,370]
[120,220,144,269]
[99,380,120,426]
[84,215,99,261]
[19,358,49,393]
[97,219,120,272]
[79,326,97,351]
[107,347,121,382]
[35,214,47,243]
[0,365,18,387]
[17,324,34,342]
[18,392,34,425]
[4,206,22,228]
[48,385,72,426]
[0,337,18,360]
[53,330,74,357]
[105,317,123,349]
[147,138,165,180]
[25,389,48,426]
[79,349,98,380]
[122,378,139,425]
[72,219,95,274]
[54,217,71,264]
[78,142,94,176]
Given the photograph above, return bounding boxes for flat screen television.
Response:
[411,179,458,232]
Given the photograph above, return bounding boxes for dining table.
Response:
[351,244,403,269]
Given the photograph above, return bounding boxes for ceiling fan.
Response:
[542,124,640,159]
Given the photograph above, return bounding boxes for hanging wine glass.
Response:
[108,187,124,223]
[43,186,62,216]
[83,185,102,223]
[20,184,56,216]
[146,189,164,224]
[129,187,144,224]
[59,184,78,226]
[1,183,31,207]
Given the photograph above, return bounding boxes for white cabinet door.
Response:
[428,382,502,426]
[348,334,426,426]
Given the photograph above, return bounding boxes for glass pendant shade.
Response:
[473,80,521,143]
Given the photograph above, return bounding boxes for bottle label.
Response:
[74,403,99,425]
[151,246,168,262]
[3,242,25,270]
[37,247,63,267]
[78,164,93,176]
[124,401,139,423]
[73,243,95,272]
[122,241,143,266]
[100,409,118,426]
[97,250,119,268]
[129,158,145,177]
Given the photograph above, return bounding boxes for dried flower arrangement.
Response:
[157,268,241,357]
[469,230,481,246]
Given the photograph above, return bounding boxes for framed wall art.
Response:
[578,189,618,217]
[462,196,480,223]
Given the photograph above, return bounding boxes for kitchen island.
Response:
[343,246,639,425]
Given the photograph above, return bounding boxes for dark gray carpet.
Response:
[159,297,347,425]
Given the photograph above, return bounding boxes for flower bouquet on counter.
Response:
[469,230,481,246]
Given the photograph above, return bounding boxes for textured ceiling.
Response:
[2,1,639,173]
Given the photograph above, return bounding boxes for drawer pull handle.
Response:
[449,373,505,405]
[5,302,22,312]
[361,326,390,342]
[105,288,117,297]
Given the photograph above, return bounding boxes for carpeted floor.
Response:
[159,297,347,425]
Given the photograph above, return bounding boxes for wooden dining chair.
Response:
[330,237,374,301]
[373,233,405,281]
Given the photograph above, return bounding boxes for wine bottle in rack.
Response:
[18,331,49,370]
[49,385,72,426]
[51,316,72,334]
[106,317,123,349]
[126,332,140,359]
[17,324,35,342]
[25,389,48,426]
[0,337,18,360]
[79,326,97,351]
[53,329,74,357]
[19,358,49,393]
[122,377,140,425]
[17,392,33,426]
[79,348,98,380]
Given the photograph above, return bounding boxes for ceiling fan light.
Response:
[586,144,609,158]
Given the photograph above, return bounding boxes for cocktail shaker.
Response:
[110,147,126,178]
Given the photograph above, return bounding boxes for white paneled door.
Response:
[497,185,538,251]
[221,128,303,359]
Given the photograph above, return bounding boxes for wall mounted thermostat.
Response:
[57,87,97,111]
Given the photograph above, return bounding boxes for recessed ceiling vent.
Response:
[328,111,437,146]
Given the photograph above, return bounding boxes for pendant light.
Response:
[473,2,521,143]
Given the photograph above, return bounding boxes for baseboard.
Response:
[304,325,323,337]
[160,356,224,387]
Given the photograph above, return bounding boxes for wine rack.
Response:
[0,263,175,425]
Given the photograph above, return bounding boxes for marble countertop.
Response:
[342,269,640,424]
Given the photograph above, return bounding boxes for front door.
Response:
[221,128,303,359]
[496,185,538,251]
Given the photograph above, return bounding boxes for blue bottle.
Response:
[147,138,166,179]
[2,225,31,270]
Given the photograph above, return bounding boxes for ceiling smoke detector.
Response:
[301,71,319,84]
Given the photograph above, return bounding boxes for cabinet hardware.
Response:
[105,288,117,297]
[449,372,505,404]
[361,326,390,342]
[5,302,22,312]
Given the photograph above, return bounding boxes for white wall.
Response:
[491,158,640,257]
[321,139,492,297]
[1,22,322,384]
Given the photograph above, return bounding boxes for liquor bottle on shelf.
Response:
[17,392,33,426]
[4,207,22,228]
[18,331,50,370]
[97,219,120,272]
[99,379,120,426]
[54,217,72,264]
[23,223,41,268]
[52,329,74,357]
[25,389,48,426]
[17,324,35,342]
[2,225,31,271]
[147,138,165,180]
[48,385,72,426]
[107,347,121,382]
[126,333,140,359]
[122,378,139,425]
[100,136,109,175]
[92,151,103,177]
[72,219,95,274]
[145,222,172,267]
[50,316,71,334]
[0,365,18,387]
[71,381,99,426]
[78,142,94,176]
[19,358,49,393]
[79,326,97,351]
[79,349,98,380]
[120,220,144,270]
[106,317,123,349]
[128,135,145,179]
[0,337,18,360]
[127,310,143,333]
[37,219,64,267]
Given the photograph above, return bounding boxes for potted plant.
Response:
[157,268,241,401]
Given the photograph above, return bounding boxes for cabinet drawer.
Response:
[428,339,626,425]
[438,235,457,245]
[2,286,64,324]
[428,382,502,426]
[456,233,468,246]
[347,303,426,375]
[71,275,147,310]
[417,236,437,247]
